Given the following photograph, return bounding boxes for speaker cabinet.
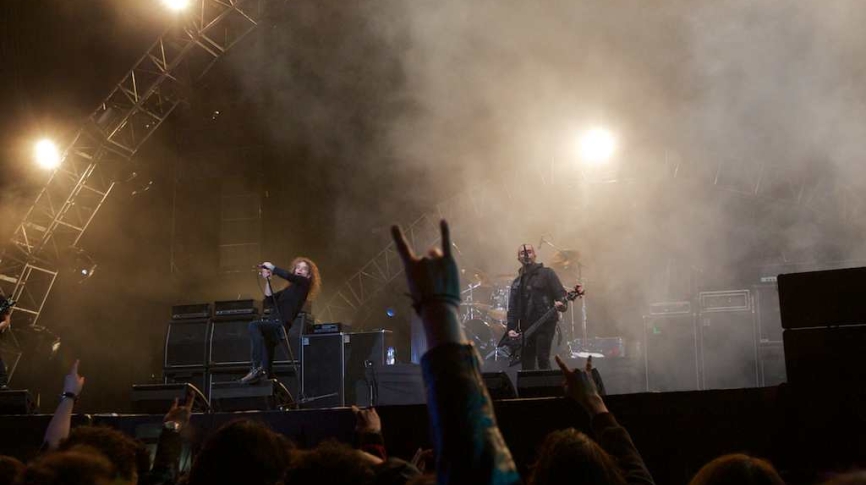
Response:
[210,365,299,403]
[210,317,254,366]
[0,390,36,415]
[516,370,563,398]
[210,380,292,412]
[344,330,393,407]
[483,372,517,400]
[759,341,786,386]
[131,383,210,414]
[644,314,699,392]
[209,314,306,367]
[699,311,759,389]
[164,319,210,368]
[163,368,209,401]
[754,284,782,342]
[784,325,866,389]
[301,333,345,408]
[375,364,426,405]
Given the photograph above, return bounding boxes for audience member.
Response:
[17,446,117,485]
[688,454,784,485]
[392,220,521,485]
[0,455,24,485]
[184,419,293,485]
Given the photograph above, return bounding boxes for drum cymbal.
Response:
[487,309,508,321]
[550,249,581,271]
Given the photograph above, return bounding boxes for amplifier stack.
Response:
[160,301,396,410]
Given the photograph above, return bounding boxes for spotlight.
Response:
[162,0,190,11]
[66,247,97,283]
[34,139,61,169]
[385,308,396,318]
[578,128,616,164]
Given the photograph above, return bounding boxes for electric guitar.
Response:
[498,284,584,366]
[0,297,15,335]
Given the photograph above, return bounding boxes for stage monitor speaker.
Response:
[644,314,699,392]
[699,311,759,389]
[164,319,210,368]
[210,365,299,403]
[778,267,866,329]
[131,383,210,414]
[301,333,345,408]
[344,330,393,406]
[163,368,209,402]
[210,380,292,412]
[516,370,562,398]
[783,325,866,389]
[374,364,426,405]
[0,390,37,415]
[759,341,786,386]
[483,372,517,400]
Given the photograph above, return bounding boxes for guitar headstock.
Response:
[566,284,585,301]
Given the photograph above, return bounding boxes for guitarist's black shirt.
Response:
[506,263,567,332]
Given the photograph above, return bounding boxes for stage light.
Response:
[34,139,61,169]
[386,308,396,318]
[162,0,190,11]
[578,128,616,164]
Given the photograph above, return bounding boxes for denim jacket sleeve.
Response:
[421,343,522,485]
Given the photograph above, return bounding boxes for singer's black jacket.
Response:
[263,266,311,326]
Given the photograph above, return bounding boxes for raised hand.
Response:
[351,405,382,434]
[391,220,461,311]
[554,355,608,416]
[64,360,85,396]
[164,392,195,429]
[391,220,466,347]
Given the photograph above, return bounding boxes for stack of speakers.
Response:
[644,288,777,392]
[162,301,396,409]
[163,301,302,407]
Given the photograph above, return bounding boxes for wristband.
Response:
[60,391,79,402]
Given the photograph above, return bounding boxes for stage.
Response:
[1,385,864,485]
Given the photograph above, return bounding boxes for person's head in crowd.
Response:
[186,419,294,485]
[0,455,25,485]
[18,446,117,485]
[528,428,627,485]
[283,441,376,485]
[57,425,148,485]
[689,454,784,485]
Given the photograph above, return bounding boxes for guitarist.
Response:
[506,244,570,370]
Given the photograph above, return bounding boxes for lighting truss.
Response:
[319,180,516,326]
[0,0,267,333]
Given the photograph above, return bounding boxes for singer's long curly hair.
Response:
[290,257,321,301]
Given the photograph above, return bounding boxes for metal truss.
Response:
[318,180,518,325]
[0,0,267,338]
[665,155,866,225]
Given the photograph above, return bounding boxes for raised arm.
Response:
[392,220,520,485]
[43,360,85,450]
[262,262,307,284]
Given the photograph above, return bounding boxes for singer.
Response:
[505,244,568,370]
[240,257,321,384]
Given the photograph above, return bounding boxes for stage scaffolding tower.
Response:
[0,0,269,383]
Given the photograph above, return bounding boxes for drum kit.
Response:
[459,271,514,361]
